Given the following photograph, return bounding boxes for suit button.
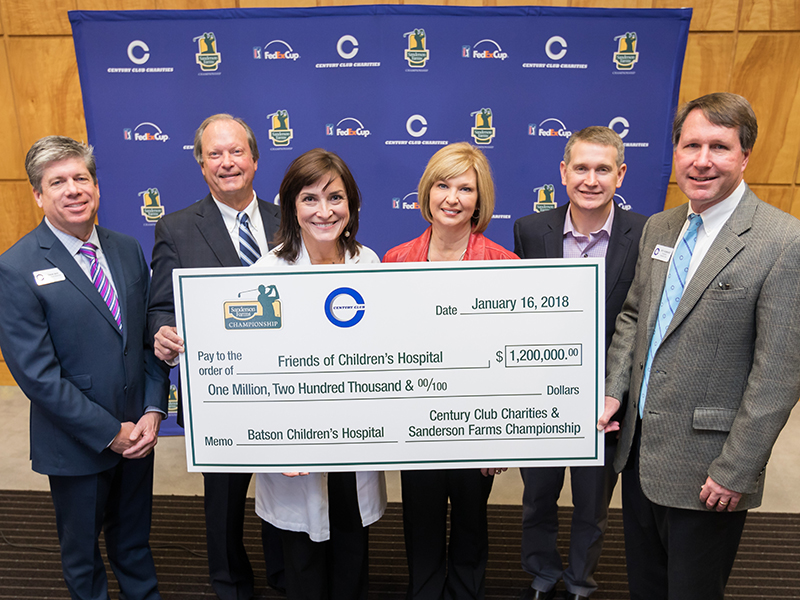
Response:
[124,348,128,356]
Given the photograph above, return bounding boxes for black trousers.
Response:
[401,469,494,600]
[622,423,747,600]
[203,472,284,600]
[279,472,370,600]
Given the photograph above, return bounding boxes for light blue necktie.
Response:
[639,213,702,417]
[238,212,261,266]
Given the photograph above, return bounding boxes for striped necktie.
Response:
[639,213,702,417]
[79,242,123,330]
[238,212,261,266]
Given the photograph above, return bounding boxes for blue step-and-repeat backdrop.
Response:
[70,5,691,432]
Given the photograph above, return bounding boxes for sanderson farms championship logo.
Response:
[268,110,293,147]
[224,284,282,330]
[194,32,222,72]
[533,184,557,213]
[613,32,638,71]
[139,187,165,223]
[404,28,429,68]
[470,108,496,145]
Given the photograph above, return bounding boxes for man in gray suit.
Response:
[599,93,800,599]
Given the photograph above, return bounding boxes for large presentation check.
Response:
[174,260,605,472]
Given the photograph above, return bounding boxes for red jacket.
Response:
[383,227,518,262]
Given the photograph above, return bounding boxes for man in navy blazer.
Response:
[0,136,169,599]
[514,127,647,600]
[147,114,282,600]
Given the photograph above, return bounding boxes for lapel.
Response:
[605,207,635,301]
[35,221,123,337]
[194,194,241,267]
[663,188,753,341]
[645,204,689,340]
[541,205,565,259]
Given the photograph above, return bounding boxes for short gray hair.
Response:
[193,114,259,165]
[25,136,96,193]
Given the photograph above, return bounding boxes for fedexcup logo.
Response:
[613,32,638,71]
[126,122,169,142]
[139,187,165,223]
[224,284,282,330]
[325,287,365,328]
[257,40,300,61]
[531,118,572,138]
[465,39,508,61]
[471,108,495,145]
[616,193,633,211]
[404,28,429,68]
[533,184,557,213]
[268,110,293,147]
[195,32,222,72]
[326,117,371,138]
[392,191,420,210]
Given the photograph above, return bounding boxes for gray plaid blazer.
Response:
[606,186,800,511]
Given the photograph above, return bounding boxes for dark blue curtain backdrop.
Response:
[71,5,691,433]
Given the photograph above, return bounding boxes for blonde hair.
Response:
[418,142,495,234]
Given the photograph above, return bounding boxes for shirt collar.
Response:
[45,217,101,257]
[563,201,615,240]
[690,180,746,238]
[212,190,259,234]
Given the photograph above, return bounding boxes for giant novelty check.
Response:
[174,259,605,472]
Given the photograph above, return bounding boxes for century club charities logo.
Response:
[268,110,294,149]
[139,187,165,223]
[325,287,365,328]
[471,108,496,145]
[391,191,420,210]
[613,31,639,72]
[462,39,508,61]
[106,40,174,74]
[608,116,649,149]
[315,35,380,69]
[404,28,429,69]
[326,117,371,138]
[532,184,557,213]
[522,35,587,70]
[384,114,448,147]
[194,32,222,73]
[124,122,169,143]
[529,118,572,139]
[253,40,300,61]
[224,284,282,330]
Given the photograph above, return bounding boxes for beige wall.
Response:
[1,0,799,383]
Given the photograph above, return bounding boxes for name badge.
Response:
[32,267,65,286]
[651,245,673,263]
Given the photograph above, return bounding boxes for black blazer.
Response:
[513,202,647,352]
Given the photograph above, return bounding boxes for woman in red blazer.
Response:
[384,142,517,600]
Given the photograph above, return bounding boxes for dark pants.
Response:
[279,472,369,600]
[401,469,494,600]
[49,453,160,600]
[520,434,618,597]
[203,472,284,600]
[622,425,747,600]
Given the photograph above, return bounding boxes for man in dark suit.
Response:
[0,136,169,600]
[514,127,646,600]
[147,114,282,600]
[599,93,800,599]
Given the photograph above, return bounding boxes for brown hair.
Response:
[564,126,625,167]
[274,148,362,263]
[672,93,757,151]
